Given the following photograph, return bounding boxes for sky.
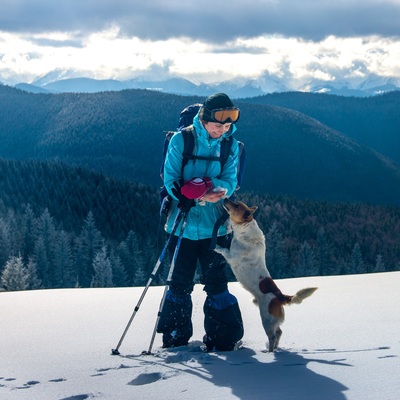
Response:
[1,1,400,88]
[1,271,399,399]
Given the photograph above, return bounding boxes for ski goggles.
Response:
[206,107,240,124]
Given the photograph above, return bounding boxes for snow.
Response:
[1,272,399,400]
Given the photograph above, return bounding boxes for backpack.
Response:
[159,103,245,216]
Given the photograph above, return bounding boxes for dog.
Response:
[214,198,317,352]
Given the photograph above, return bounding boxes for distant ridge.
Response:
[1,85,400,206]
[14,83,50,94]
[243,91,400,164]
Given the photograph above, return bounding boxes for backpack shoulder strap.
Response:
[181,126,221,166]
[220,137,244,160]
[160,130,176,178]
[219,137,245,190]
[181,126,195,173]
[219,137,234,170]
[236,140,245,188]
[180,127,244,179]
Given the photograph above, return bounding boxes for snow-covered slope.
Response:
[1,272,399,399]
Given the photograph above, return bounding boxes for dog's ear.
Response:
[244,206,258,221]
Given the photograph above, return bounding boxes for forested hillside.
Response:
[1,85,400,206]
[0,159,161,289]
[243,91,400,163]
[1,159,399,291]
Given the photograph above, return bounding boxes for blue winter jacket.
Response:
[164,112,240,240]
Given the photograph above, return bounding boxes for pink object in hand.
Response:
[181,177,212,199]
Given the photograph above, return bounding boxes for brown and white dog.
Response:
[214,198,317,352]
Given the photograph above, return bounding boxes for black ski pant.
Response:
[157,234,244,350]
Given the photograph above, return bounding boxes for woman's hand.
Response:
[200,188,227,203]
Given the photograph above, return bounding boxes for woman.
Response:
[157,93,244,352]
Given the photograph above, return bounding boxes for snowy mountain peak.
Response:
[5,68,400,97]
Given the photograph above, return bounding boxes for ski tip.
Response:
[111,348,120,356]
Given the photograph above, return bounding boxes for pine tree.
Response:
[133,263,148,286]
[26,257,42,290]
[266,222,287,278]
[110,249,127,287]
[315,227,334,276]
[34,237,51,288]
[21,205,37,261]
[144,233,162,284]
[5,209,23,258]
[1,255,29,291]
[374,254,385,273]
[77,211,103,287]
[117,230,145,285]
[53,230,75,288]
[91,245,113,288]
[0,217,11,269]
[351,243,365,274]
[337,257,349,275]
[34,209,57,287]
[298,240,317,276]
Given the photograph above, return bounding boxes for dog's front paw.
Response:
[213,245,223,253]
[213,245,227,257]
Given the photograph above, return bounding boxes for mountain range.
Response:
[1,85,400,206]
[244,91,400,165]
[1,85,400,283]
[5,68,400,98]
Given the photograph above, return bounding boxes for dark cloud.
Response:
[29,38,84,48]
[1,0,400,42]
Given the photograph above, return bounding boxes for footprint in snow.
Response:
[128,370,179,386]
[49,378,67,382]
[15,380,40,389]
[91,363,136,376]
[128,372,163,386]
[59,395,91,400]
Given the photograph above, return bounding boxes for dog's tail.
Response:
[290,287,318,304]
[266,287,317,319]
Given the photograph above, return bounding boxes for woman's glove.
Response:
[181,177,212,199]
[171,181,196,212]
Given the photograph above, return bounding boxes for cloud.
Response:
[1,29,400,87]
[1,1,400,87]
[29,37,84,48]
[1,0,400,42]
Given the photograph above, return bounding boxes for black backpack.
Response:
[159,104,245,216]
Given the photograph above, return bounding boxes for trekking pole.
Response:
[143,211,189,355]
[111,210,185,356]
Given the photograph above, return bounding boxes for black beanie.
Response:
[201,93,235,122]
